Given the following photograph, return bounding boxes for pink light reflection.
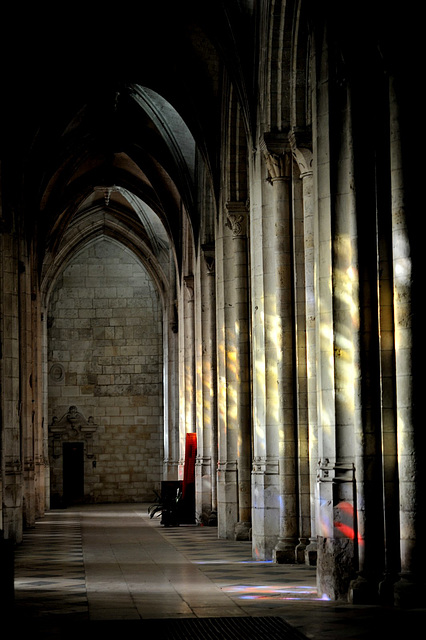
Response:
[222,584,325,601]
[335,501,364,546]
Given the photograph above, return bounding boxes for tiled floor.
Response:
[11,504,426,639]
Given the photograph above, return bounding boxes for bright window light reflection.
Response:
[194,560,273,565]
[222,584,328,601]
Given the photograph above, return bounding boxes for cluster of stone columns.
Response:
[0,2,423,612]
[0,227,46,544]
[214,200,251,540]
[174,69,424,607]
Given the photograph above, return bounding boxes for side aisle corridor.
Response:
[2,1,425,619]
[11,505,423,639]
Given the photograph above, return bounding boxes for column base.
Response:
[3,465,23,543]
[163,460,179,481]
[251,457,280,559]
[195,456,212,526]
[295,538,309,563]
[234,521,251,541]
[197,509,218,526]
[35,458,47,518]
[378,573,399,606]
[273,538,297,564]
[317,536,356,600]
[305,539,318,566]
[393,574,426,609]
[217,462,238,539]
[348,573,380,605]
[208,510,218,526]
[23,468,36,528]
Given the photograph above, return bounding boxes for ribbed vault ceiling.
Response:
[1,2,255,289]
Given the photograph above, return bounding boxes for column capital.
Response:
[183,274,194,300]
[289,126,313,177]
[259,132,292,181]
[225,200,249,237]
[201,242,215,275]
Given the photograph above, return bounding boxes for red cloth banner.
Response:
[183,432,197,496]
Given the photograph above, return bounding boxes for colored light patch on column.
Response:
[335,501,364,545]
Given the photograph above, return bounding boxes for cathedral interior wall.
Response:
[47,239,163,505]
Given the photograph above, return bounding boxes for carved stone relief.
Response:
[49,405,97,459]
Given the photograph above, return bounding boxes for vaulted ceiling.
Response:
[1,2,256,285]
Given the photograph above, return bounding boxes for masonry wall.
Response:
[47,238,163,505]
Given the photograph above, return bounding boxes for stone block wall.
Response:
[47,239,163,504]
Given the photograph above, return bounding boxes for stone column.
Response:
[0,230,23,543]
[376,132,400,604]
[315,64,360,600]
[195,244,218,524]
[178,273,196,478]
[32,276,46,518]
[163,290,179,481]
[226,202,251,540]
[309,36,361,599]
[184,274,196,433]
[390,76,425,607]
[40,298,50,509]
[261,135,298,563]
[217,198,252,540]
[250,146,279,559]
[290,129,317,565]
[18,249,36,528]
[217,205,238,539]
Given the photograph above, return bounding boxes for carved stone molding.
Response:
[291,146,313,178]
[225,201,248,237]
[217,460,238,473]
[260,132,292,181]
[183,274,194,301]
[316,459,355,483]
[252,455,280,475]
[201,243,215,275]
[49,363,65,383]
[195,455,212,468]
[289,127,313,178]
[49,405,97,459]
[4,460,22,476]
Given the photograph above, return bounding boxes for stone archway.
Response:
[47,237,164,505]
